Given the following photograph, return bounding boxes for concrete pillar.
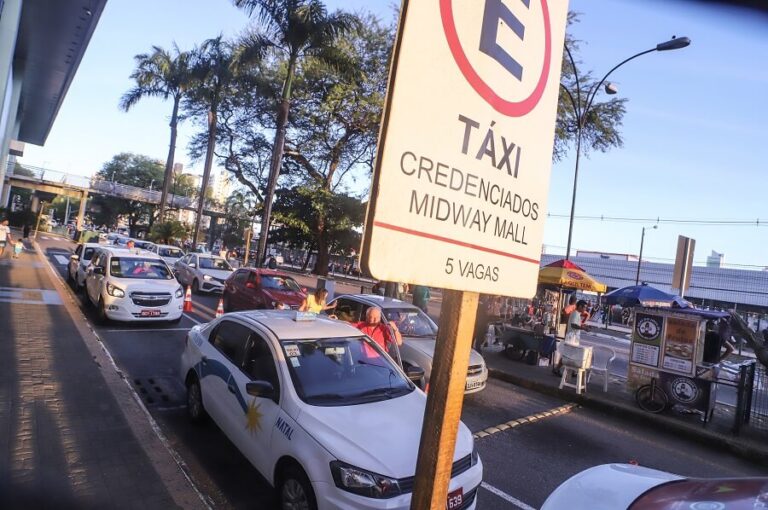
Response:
[30,194,39,213]
[0,0,23,207]
[76,191,88,230]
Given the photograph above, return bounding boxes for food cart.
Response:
[628,307,729,422]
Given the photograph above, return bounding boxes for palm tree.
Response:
[120,45,194,220]
[186,36,245,247]
[232,0,358,266]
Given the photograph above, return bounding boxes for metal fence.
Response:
[749,363,768,431]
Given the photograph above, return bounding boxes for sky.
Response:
[19,0,768,268]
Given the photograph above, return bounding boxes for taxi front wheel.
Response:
[279,465,317,510]
[186,377,207,423]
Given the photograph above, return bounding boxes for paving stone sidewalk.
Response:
[0,236,201,509]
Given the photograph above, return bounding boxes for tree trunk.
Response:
[159,96,180,220]
[257,53,297,266]
[302,243,314,272]
[313,212,329,276]
[193,107,218,246]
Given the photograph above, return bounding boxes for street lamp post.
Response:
[635,225,658,285]
[562,36,690,260]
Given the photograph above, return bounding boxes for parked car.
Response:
[222,268,306,312]
[541,463,768,509]
[174,253,233,294]
[329,295,488,394]
[67,242,101,290]
[148,244,185,266]
[180,311,482,510]
[83,247,184,323]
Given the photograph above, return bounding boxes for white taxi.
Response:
[180,311,482,510]
[84,247,184,323]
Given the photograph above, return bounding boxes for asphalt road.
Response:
[36,235,766,510]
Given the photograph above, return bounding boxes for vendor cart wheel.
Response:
[635,382,668,414]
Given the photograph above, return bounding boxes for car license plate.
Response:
[447,488,463,509]
[465,379,483,391]
[140,309,162,317]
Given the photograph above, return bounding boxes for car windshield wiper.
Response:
[354,387,409,400]
[306,392,346,402]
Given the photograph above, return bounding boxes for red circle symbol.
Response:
[567,271,584,280]
[440,0,552,117]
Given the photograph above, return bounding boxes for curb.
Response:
[488,367,768,464]
[32,240,210,509]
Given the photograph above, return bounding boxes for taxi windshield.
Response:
[383,308,437,337]
[261,275,301,292]
[199,257,232,271]
[159,247,183,258]
[110,258,173,280]
[281,336,413,407]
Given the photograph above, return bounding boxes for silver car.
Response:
[148,244,185,266]
[174,253,233,294]
[330,294,488,394]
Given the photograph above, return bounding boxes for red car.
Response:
[222,268,306,312]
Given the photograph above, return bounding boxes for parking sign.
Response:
[361,0,569,297]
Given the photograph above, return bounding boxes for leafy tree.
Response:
[120,45,195,218]
[91,153,164,235]
[271,186,365,272]
[149,219,188,244]
[232,0,359,265]
[554,13,627,161]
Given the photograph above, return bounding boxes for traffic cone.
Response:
[215,297,224,318]
[183,286,193,312]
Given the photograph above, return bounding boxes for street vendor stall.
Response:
[627,307,749,423]
[537,259,607,336]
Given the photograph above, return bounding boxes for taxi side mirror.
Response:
[188,263,196,268]
[93,266,104,275]
[245,282,256,289]
[246,380,275,400]
[405,365,425,384]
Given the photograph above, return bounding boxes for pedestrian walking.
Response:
[411,285,431,313]
[0,219,12,257]
[299,288,337,314]
[22,224,30,239]
[13,239,23,259]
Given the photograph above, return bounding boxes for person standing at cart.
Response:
[554,300,590,375]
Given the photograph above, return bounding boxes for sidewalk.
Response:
[482,344,768,464]
[0,235,204,509]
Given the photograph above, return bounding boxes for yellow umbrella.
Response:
[538,259,607,293]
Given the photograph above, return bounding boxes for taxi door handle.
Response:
[227,384,236,394]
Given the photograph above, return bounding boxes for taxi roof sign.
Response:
[361,0,569,298]
[293,311,317,322]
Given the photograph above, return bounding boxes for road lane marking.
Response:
[473,403,578,439]
[480,482,537,510]
[40,236,50,240]
[53,254,70,265]
[184,313,202,325]
[0,286,63,305]
[192,301,216,316]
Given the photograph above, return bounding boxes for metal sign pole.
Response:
[411,290,478,509]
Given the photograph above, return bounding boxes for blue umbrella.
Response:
[603,283,689,308]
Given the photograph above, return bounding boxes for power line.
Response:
[546,213,766,227]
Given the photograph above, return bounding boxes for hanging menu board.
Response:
[661,317,698,376]
[630,312,664,367]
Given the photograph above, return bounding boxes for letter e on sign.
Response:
[361,0,569,298]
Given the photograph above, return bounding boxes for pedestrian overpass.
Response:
[4,162,226,229]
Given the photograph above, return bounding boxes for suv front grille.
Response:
[397,454,472,494]
[130,292,172,307]
[467,364,484,376]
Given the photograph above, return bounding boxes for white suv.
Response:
[67,242,101,290]
[84,247,184,323]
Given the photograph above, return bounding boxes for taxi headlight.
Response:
[175,286,184,299]
[203,274,212,281]
[106,283,125,298]
[330,461,401,499]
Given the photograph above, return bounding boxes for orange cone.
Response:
[183,286,193,312]
[215,297,224,318]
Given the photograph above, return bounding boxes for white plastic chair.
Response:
[559,344,593,395]
[587,345,616,392]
